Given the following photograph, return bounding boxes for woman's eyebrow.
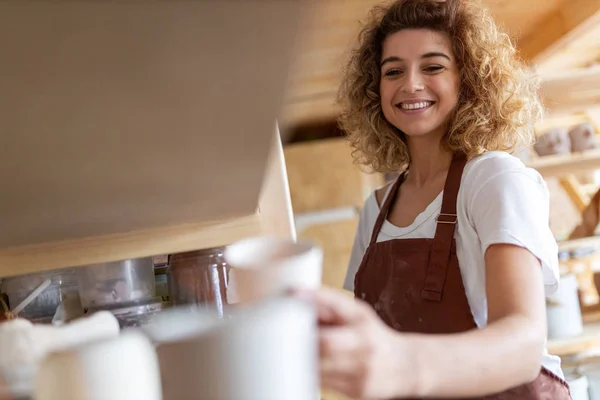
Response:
[380,52,451,67]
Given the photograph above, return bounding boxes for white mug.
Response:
[147,297,319,400]
[34,332,161,400]
[224,236,323,304]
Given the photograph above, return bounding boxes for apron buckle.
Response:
[436,213,457,224]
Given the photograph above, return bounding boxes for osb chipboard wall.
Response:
[298,218,359,289]
[284,138,384,214]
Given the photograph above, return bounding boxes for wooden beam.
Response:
[539,66,600,116]
[280,92,339,127]
[559,175,589,212]
[518,0,600,72]
[586,107,600,133]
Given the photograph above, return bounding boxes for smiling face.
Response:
[380,29,460,141]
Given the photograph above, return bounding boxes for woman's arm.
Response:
[398,243,547,397]
[307,243,547,399]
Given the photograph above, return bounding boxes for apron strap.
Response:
[422,153,468,301]
[369,170,407,246]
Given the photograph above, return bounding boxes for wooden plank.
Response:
[527,148,600,177]
[281,93,340,127]
[535,113,591,135]
[0,213,262,278]
[547,320,600,358]
[258,129,297,241]
[559,175,589,212]
[539,67,600,116]
[518,0,600,68]
[587,108,600,133]
[484,0,564,39]
[558,236,600,252]
[0,1,303,254]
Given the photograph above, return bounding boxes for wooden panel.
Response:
[284,138,384,214]
[539,67,600,116]
[258,130,297,241]
[282,0,564,126]
[535,113,591,135]
[280,93,340,128]
[483,0,564,39]
[527,148,600,177]
[587,108,600,133]
[0,213,262,278]
[520,0,600,72]
[0,1,304,251]
[0,129,295,278]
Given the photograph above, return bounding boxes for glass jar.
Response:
[167,247,229,317]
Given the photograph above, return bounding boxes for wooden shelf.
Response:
[0,213,263,278]
[558,236,600,252]
[527,149,600,177]
[547,320,600,358]
[539,66,600,116]
[0,1,303,277]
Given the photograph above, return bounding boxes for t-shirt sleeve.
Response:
[467,168,559,296]
[343,193,378,291]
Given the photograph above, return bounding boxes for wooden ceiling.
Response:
[280,0,600,128]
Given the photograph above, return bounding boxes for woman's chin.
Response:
[401,128,444,140]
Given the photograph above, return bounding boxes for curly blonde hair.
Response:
[338,0,542,173]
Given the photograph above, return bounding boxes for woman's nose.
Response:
[401,71,424,93]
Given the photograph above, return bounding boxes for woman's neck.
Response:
[406,136,453,188]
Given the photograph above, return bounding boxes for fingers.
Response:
[319,327,368,399]
[320,326,363,360]
[312,286,371,325]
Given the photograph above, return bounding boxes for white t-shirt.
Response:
[343,151,563,378]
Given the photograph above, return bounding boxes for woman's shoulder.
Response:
[463,151,545,189]
[465,150,530,172]
[374,182,393,208]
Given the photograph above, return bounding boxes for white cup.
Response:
[34,332,161,400]
[224,236,323,304]
[146,297,319,400]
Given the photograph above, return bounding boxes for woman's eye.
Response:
[383,69,402,77]
[424,66,444,73]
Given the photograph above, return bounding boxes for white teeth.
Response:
[400,101,433,110]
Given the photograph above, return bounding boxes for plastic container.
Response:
[0,269,77,321]
[546,273,583,339]
[566,370,590,400]
[580,361,600,400]
[167,248,229,317]
[76,257,155,310]
[567,247,600,306]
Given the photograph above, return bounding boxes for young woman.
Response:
[295,0,571,398]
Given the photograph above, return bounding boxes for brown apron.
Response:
[353,153,571,399]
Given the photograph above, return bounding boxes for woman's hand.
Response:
[294,287,414,400]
